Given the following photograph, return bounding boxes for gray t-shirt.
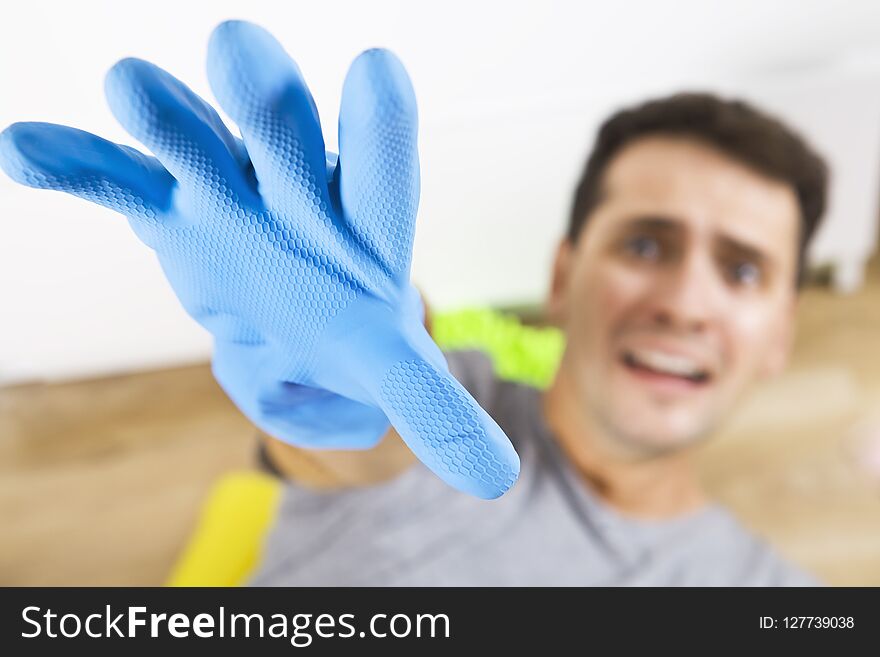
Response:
[249,350,819,586]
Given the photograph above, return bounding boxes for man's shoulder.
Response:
[695,505,822,586]
[444,349,499,404]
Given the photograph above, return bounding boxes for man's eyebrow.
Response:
[716,234,770,265]
[615,216,684,233]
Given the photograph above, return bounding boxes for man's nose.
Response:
[649,250,722,333]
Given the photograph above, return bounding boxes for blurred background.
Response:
[2,0,880,585]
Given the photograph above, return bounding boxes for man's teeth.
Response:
[625,349,708,380]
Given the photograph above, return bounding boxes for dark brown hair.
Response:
[568,92,829,284]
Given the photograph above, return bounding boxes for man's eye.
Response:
[729,261,762,287]
[624,235,661,261]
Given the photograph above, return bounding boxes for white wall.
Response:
[3,0,880,383]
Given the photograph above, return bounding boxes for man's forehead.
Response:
[597,136,801,250]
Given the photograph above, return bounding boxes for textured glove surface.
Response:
[0,21,519,498]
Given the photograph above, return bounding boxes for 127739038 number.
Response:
[759,616,855,629]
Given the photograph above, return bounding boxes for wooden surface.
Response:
[2,262,880,586]
[0,366,255,585]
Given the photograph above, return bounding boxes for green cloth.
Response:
[433,308,565,389]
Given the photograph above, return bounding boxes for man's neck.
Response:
[542,364,708,519]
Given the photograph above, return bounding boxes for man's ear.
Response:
[545,238,575,326]
[761,295,798,379]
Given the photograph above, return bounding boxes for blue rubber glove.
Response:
[0,20,519,498]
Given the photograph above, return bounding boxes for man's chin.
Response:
[596,409,716,458]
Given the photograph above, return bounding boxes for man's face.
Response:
[549,136,800,455]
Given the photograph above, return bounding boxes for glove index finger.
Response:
[337,48,420,281]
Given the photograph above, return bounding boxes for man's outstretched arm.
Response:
[0,20,519,498]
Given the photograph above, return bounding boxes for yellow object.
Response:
[166,471,282,587]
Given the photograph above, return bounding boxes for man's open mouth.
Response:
[621,349,712,385]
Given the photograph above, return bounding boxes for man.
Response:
[250,94,825,586]
[1,21,825,585]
